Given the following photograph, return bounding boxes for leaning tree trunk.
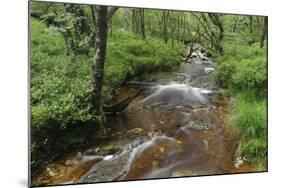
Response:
[260,17,268,48]
[91,6,108,125]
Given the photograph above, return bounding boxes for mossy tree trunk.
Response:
[260,17,268,48]
[91,6,108,127]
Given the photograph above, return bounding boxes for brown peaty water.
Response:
[32,49,255,186]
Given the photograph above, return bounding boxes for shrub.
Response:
[214,59,236,88]
[104,30,183,87]
[231,57,267,96]
[231,96,266,139]
[231,93,267,169]
[214,43,267,97]
[241,138,267,168]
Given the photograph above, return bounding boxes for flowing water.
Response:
[33,45,255,186]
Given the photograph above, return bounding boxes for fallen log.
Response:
[125,81,158,87]
[103,88,144,114]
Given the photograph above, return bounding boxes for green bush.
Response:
[231,57,267,96]
[241,138,267,168]
[105,30,183,87]
[31,19,66,56]
[215,43,267,97]
[231,96,266,139]
[214,59,236,88]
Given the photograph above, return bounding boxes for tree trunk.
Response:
[260,17,268,48]
[59,28,75,56]
[171,16,175,48]
[123,9,130,30]
[131,9,145,40]
[177,13,180,43]
[140,9,145,40]
[132,9,137,33]
[232,17,238,32]
[162,10,169,43]
[249,16,253,36]
[208,13,224,55]
[91,6,108,125]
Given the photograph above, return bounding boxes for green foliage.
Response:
[31,20,182,132]
[105,29,183,87]
[231,93,267,169]
[241,138,267,168]
[214,59,236,88]
[215,43,267,97]
[231,57,267,96]
[31,19,96,170]
[30,19,183,170]
[31,19,66,56]
[215,39,267,170]
[231,96,266,139]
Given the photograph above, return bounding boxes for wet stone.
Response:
[171,167,225,177]
[46,167,59,177]
[171,169,195,177]
[78,151,132,183]
[64,160,74,167]
[183,120,211,131]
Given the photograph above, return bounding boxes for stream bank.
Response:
[32,43,255,186]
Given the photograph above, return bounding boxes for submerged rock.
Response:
[78,151,132,183]
[171,169,195,177]
[204,67,215,74]
[64,160,74,167]
[171,167,224,177]
[181,120,211,131]
[46,167,59,177]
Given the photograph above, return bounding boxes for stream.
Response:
[33,43,254,186]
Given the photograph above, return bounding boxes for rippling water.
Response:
[33,49,254,186]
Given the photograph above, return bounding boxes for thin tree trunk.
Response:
[232,17,238,32]
[123,9,129,30]
[249,16,253,36]
[91,6,108,125]
[208,13,224,55]
[162,10,169,43]
[171,16,175,48]
[183,13,186,40]
[177,13,180,43]
[60,29,75,56]
[140,9,145,40]
[132,9,145,40]
[260,17,268,48]
[132,9,137,33]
